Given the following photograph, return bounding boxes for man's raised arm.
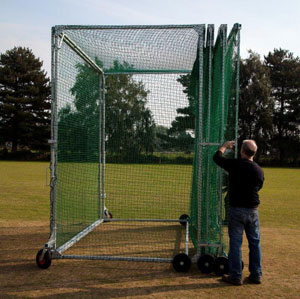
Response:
[213,141,235,171]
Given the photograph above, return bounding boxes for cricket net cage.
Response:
[37,24,240,272]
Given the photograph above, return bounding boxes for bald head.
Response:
[241,140,257,159]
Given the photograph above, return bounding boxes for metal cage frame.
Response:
[38,23,241,270]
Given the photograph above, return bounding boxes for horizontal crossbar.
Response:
[55,254,172,263]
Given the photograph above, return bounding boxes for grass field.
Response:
[0,161,300,298]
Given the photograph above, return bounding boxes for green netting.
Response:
[49,24,240,261]
[52,25,201,257]
[55,40,101,247]
[189,25,240,256]
[63,26,199,74]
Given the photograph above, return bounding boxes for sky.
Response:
[1,0,300,77]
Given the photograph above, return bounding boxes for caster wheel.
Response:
[197,254,215,274]
[172,253,191,272]
[36,249,51,269]
[179,214,189,227]
[213,256,229,276]
[104,210,113,222]
[104,209,113,218]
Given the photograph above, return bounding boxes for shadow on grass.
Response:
[0,224,230,298]
[38,281,228,299]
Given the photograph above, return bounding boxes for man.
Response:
[213,140,264,286]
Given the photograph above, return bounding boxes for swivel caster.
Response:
[197,254,215,274]
[172,253,191,272]
[213,256,229,276]
[36,249,52,269]
[179,214,189,227]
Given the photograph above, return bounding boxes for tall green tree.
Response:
[265,49,300,164]
[161,55,199,152]
[104,62,155,158]
[59,59,156,162]
[0,47,51,152]
[239,51,273,160]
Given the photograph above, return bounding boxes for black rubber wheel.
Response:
[179,214,189,227]
[36,249,51,269]
[213,256,229,276]
[197,254,215,274]
[104,210,113,222]
[172,253,191,272]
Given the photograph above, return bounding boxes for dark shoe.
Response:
[247,275,261,284]
[222,274,242,286]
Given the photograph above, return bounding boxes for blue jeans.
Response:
[228,207,262,280]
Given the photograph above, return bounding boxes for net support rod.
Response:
[103,218,188,223]
[57,219,104,254]
[205,25,214,244]
[235,25,241,158]
[200,142,222,146]
[55,255,172,263]
[98,74,106,219]
[54,24,203,31]
[98,75,103,219]
[185,220,190,255]
[196,25,206,255]
[101,75,106,219]
[220,25,227,145]
[59,32,104,75]
[197,243,223,248]
[47,30,59,249]
[105,70,191,75]
[218,25,228,255]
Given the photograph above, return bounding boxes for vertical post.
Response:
[219,25,227,255]
[220,25,227,145]
[196,25,205,255]
[98,75,102,219]
[235,25,241,159]
[49,28,60,248]
[205,25,214,245]
[98,73,106,219]
[185,220,189,255]
[101,74,106,219]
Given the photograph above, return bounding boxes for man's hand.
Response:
[218,141,235,154]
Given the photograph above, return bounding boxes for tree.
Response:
[238,51,273,160]
[103,61,155,158]
[264,49,300,164]
[161,55,199,152]
[59,59,156,162]
[153,125,168,151]
[0,47,51,153]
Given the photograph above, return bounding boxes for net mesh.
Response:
[63,26,199,73]
[189,25,240,255]
[51,24,240,260]
[56,41,100,247]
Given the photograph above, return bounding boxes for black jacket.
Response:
[213,150,264,208]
